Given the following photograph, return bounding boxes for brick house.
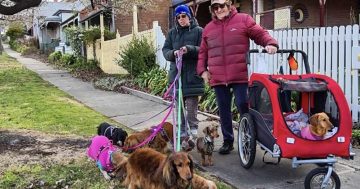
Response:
[115,0,171,36]
[79,0,171,36]
[172,0,360,29]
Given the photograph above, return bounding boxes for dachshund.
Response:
[301,112,334,140]
[123,122,174,153]
[196,125,220,166]
[124,147,217,189]
[97,122,128,146]
[87,136,128,180]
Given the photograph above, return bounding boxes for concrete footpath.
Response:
[4,45,360,189]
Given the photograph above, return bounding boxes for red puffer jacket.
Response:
[197,7,278,86]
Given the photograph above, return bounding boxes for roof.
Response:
[53,10,77,16]
[36,2,74,18]
[79,8,104,23]
[44,16,62,22]
[61,14,78,26]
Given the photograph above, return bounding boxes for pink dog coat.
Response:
[301,126,322,140]
[87,136,117,172]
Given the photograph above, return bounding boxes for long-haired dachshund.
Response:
[124,148,217,189]
[123,122,174,153]
[301,112,334,140]
[197,125,219,166]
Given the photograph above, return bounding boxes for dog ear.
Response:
[163,154,177,186]
[203,126,210,135]
[309,114,319,126]
[187,154,194,174]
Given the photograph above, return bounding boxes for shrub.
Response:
[83,27,101,45]
[104,29,116,40]
[6,21,25,40]
[117,37,156,77]
[199,85,218,114]
[48,51,62,64]
[135,66,167,96]
[70,58,100,71]
[353,129,360,145]
[59,53,76,66]
[9,40,20,51]
[64,26,83,57]
[83,27,116,45]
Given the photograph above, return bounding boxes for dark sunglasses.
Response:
[176,14,187,20]
[211,3,226,11]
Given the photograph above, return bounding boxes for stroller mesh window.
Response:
[249,83,274,132]
[284,90,339,140]
[259,88,272,114]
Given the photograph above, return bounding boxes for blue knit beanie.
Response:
[175,5,192,18]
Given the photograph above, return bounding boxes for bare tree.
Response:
[91,0,157,15]
[0,0,42,15]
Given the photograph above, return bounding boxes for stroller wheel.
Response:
[237,113,256,169]
[304,167,340,189]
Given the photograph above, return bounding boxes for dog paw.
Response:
[104,174,112,180]
[201,162,209,166]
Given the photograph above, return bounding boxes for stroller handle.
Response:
[246,49,311,74]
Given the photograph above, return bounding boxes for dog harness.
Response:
[150,126,171,142]
[104,126,114,137]
[301,126,323,140]
[203,136,214,155]
[87,136,117,172]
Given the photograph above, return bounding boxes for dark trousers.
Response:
[214,83,248,143]
[176,96,199,137]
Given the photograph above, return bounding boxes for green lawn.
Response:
[0,158,123,189]
[0,53,123,136]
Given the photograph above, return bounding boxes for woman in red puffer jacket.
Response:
[197,0,278,155]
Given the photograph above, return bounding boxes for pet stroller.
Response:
[238,49,356,189]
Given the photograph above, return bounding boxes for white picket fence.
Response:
[249,24,360,122]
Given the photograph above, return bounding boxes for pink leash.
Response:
[123,101,175,151]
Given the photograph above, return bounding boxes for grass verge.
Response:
[0,158,124,189]
[0,53,126,136]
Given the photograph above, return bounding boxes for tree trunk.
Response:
[93,41,96,60]
[0,37,3,55]
[0,0,42,15]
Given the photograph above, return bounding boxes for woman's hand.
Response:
[265,45,277,54]
[201,71,211,84]
[174,46,188,57]
[180,46,188,54]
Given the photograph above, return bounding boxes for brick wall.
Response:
[326,0,358,26]
[114,0,170,36]
[238,0,252,16]
[274,0,358,28]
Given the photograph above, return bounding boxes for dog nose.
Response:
[187,175,193,181]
